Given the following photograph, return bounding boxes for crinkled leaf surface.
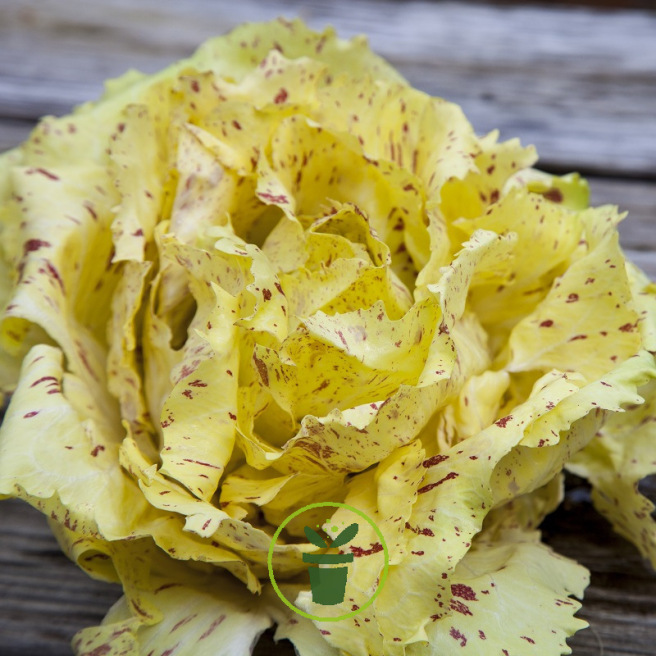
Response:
[0,16,655,656]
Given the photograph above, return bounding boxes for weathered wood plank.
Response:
[589,178,656,254]
[0,499,122,656]
[0,0,655,174]
[0,1,655,654]
[3,484,656,656]
[541,479,656,656]
[0,119,33,153]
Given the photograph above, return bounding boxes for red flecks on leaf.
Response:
[619,322,636,332]
[182,389,193,399]
[350,542,383,557]
[495,415,513,428]
[539,319,554,327]
[28,167,60,181]
[262,288,272,300]
[23,411,39,418]
[91,445,105,457]
[23,239,51,255]
[199,616,225,640]
[418,471,459,494]
[85,646,111,656]
[451,583,477,601]
[63,510,78,532]
[566,293,579,303]
[521,636,536,644]
[405,522,435,537]
[449,627,467,647]
[188,380,208,387]
[76,343,99,381]
[422,454,449,468]
[171,614,197,633]
[154,582,180,593]
[182,459,221,469]
[274,88,288,104]
[314,379,330,393]
[253,353,269,386]
[259,192,288,204]
[84,202,98,220]
[450,599,473,616]
[45,261,65,292]
[543,188,563,203]
[160,647,179,656]
[479,630,487,640]
[30,375,57,388]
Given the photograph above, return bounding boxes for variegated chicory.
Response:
[0,18,655,656]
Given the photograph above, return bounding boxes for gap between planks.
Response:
[0,0,655,175]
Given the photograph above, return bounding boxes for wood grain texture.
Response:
[1,0,656,174]
[2,483,656,656]
[0,500,122,656]
[0,0,654,654]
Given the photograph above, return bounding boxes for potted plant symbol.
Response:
[302,523,359,605]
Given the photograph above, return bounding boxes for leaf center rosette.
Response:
[0,18,655,656]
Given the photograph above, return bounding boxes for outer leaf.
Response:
[73,571,273,656]
[0,345,145,539]
[568,377,656,566]
[264,583,341,656]
[503,168,590,211]
[507,230,641,380]
[408,527,589,656]
[371,351,655,647]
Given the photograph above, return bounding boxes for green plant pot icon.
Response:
[307,565,350,605]
[302,523,359,605]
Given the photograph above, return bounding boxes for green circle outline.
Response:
[267,501,389,622]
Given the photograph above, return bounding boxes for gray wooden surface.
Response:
[0,1,655,654]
